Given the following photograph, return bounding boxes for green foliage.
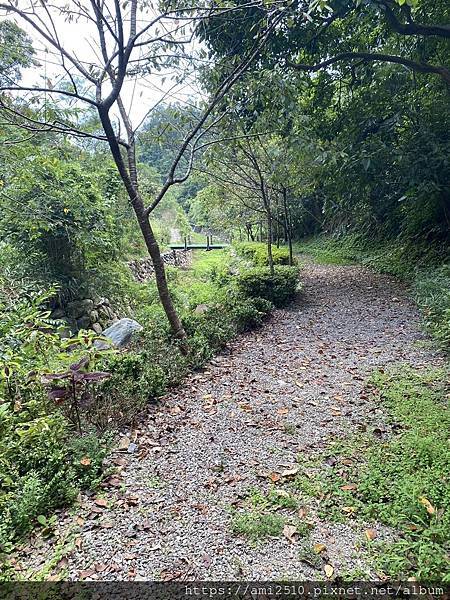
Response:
[236,266,299,307]
[0,150,126,301]
[93,335,188,428]
[311,367,450,581]
[0,21,34,84]
[231,511,285,541]
[0,289,109,558]
[414,265,450,349]
[235,242,292,266]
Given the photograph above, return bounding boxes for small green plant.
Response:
[307,366,450,581]
[231,511,285,541]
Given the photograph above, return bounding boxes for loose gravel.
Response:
[13,260,444,581]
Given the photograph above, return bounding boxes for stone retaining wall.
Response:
[50,297,119,336]
[128,249,192,282]
[50,250,191,334]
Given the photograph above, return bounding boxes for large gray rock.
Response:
[94,318,143,349]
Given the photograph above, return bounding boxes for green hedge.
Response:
[236,266,300,307]
[235,242,292,266]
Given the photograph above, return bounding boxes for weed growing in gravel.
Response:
[231,511,285,541]
[231,487,301,541]
[247,487,299,512]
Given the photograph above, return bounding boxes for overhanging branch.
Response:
[287,52,450,85]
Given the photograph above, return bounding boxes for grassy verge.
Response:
[294,234,450,350]
[294,366,450,581]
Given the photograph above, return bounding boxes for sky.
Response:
[4,1,204,127]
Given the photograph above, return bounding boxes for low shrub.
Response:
[236,266,299,306]
[414,264,450,349]
[0,290,109,558]
[235,242,292,266]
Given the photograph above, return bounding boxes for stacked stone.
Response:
[50,297,118,335]
[128,249,192,282]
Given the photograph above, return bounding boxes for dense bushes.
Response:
[235,242,292,266]
[414,265,450,350]
[0,290,108,555]
[237,266,299,307]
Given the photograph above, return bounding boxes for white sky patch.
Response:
[2,2,206,126]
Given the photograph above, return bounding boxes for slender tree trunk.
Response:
[283,187,294,266]
[98,106,186,340]
[266,208,274,274]
[136,206,186,339]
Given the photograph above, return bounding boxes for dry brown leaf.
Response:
[324,564,334,578]
[280,465,299,478]
[340,484,357,491]
[283,524,297,543]
[94,498,108,508]
[76,516,84,526]
[419,496,435,515]
[313,543,326,554]
[80,456,91,466]
[118,437,130,451]
[365,528,377,541]
[269,472,281,482]
[342,506,357,514]
[79,569,95,579]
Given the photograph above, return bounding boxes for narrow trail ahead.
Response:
[22,261,443,580]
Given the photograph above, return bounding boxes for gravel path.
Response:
[15,261,443,581]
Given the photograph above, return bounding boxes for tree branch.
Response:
[287,52,450,85]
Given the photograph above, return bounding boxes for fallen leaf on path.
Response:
[313,543,326,554]
[324,564,334,578]
[283,524,297,543]
[99,520,113,528]
[94,498,108,508]
[118,437,130,451]
[365,528,377,541]
[340,484,357,491]
[79,569,95,579]
[342,506,357,514]
[280,465,299,478]
[80,456,91,466]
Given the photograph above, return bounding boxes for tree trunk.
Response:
[266,209,274,275]
[137,208,186,340]
[98,106,186,341]
[283,187,294,266]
